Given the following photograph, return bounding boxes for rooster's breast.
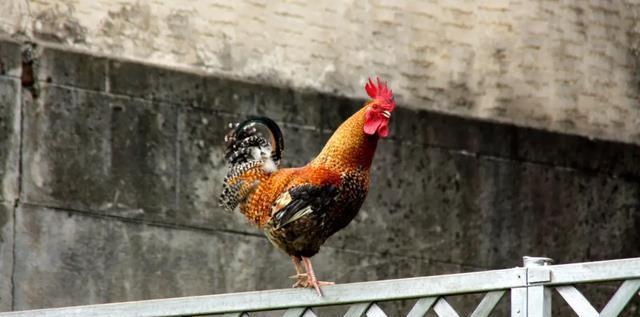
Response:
[263,168,370,257]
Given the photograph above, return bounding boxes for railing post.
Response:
[523,256,554,317]
[511,286,527,317]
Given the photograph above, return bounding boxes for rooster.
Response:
[219,78,395,296]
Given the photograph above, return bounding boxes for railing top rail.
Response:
[0,268,527,317]
[542,257,640,285]
[1,257,638,317]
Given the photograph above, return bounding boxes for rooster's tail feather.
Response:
[219,117,284,212]
[224,117,284,166]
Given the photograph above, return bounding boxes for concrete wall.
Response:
[0,38,639,315]
[2,0,640,145]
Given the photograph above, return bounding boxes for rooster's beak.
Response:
[382,110,391,118]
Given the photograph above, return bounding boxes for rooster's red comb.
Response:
[365,77,395,110]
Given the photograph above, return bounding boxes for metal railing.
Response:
[2,257,639,317]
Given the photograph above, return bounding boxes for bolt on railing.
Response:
[1,256,638,317]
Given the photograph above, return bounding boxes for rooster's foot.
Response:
[301,257,334,296]
[305,279,334,296]
[290,273,309,288]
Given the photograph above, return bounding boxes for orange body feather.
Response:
[238,106,376,231]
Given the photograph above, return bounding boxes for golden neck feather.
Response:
[310,106,379,171]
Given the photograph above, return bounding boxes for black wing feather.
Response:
[273,184,339,229]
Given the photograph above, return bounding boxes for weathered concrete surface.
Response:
[3,1,640,144]
[0,202,14,311]
[0,76,21,203]
[108,59,205,106]
[22,85,178,220]
[37,47,107,91]
[329,140,640,269]
[0,1,30,39]
[0,40,22,78]
[0,38,20,311]
[177,108,254,232]
[21,43,640,259]
[13,204,464,310]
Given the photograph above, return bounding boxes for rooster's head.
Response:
[363,77,396,138]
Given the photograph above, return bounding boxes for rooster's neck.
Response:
[310,107,379,171]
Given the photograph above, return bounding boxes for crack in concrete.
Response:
[20,201,265,238]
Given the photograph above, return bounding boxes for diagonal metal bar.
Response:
[555,286,598,317]
[365,303,387,317]
[344,303,372,317]
[470,290,505,317]
[406,297,437,317]
[599,279,640,317]
[433,298,460,317]
[283,307,316,317]
[302,309,317,317]
[282,308,306,317]
[221,313,249,317]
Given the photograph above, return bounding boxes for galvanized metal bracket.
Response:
[528,267,552,284]
[524,256,553,284]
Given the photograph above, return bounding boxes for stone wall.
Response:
[2,1,640,145]
[0,39,639,315]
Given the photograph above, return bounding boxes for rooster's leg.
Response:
[290,256,308,288]
[301,256,334,296]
